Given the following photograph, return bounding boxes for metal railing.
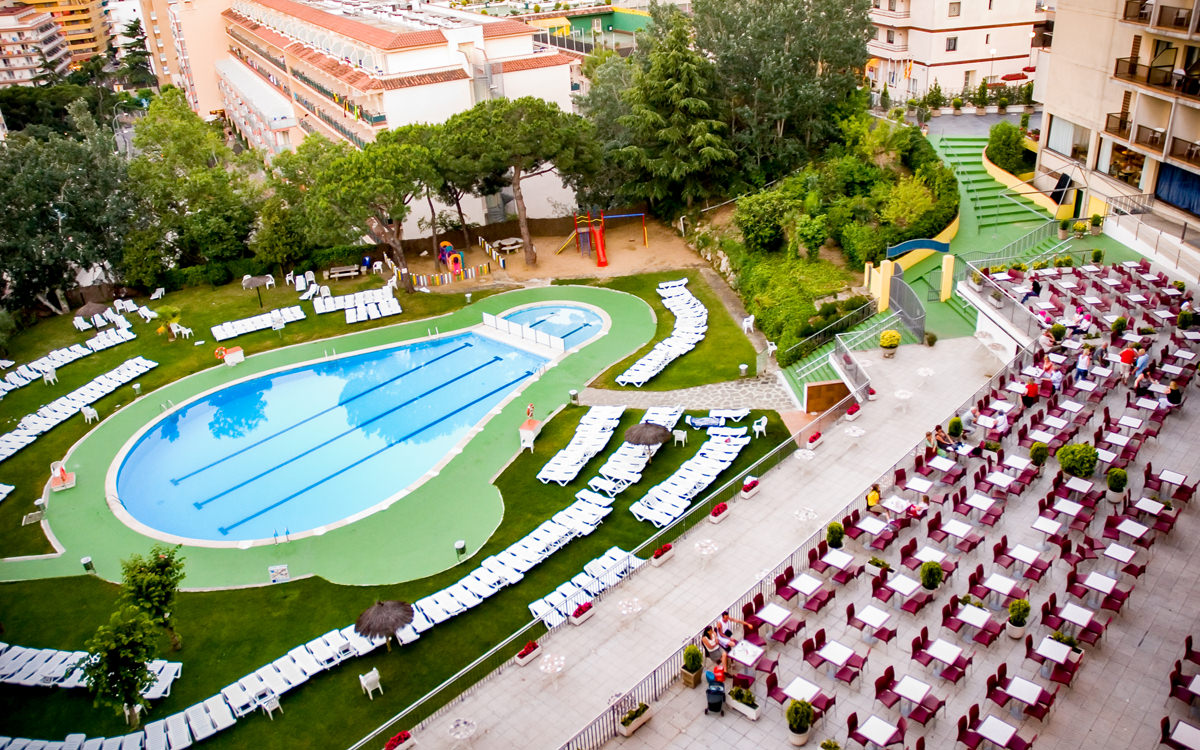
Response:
[1169,137,1200,168]
[953,219,1058,285]
[780,300,878,362]
[888,274,926,342]
[1104,112,1132,140]
[1108,192,1155,216]
[533,31,594,54]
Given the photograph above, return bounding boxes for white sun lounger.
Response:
[339,625,380,657]
[184,704,216,742]
[203,696,237,732]
[254,665,291,696]
[286,647,323,677]
[164,711,191,749]
[141,721,167,750]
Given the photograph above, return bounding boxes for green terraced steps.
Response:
[936,136,1050,230]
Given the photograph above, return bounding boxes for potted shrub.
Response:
[948,417,963,441]
[880,329,901,358]
[926,83,945,115]
[969,271,984,291]
[727,686,761,721]
[569,601,594,625]
[384,730,415,749]
[1073,221,1087,239]
[1050,631,1083,662]
[740,477,760,500]
[787,700,815,746]
[997,96,1009,113]
[827,522,845,549]
[1089,214,1103,235]
[1106,467,1128,504]
[983,440,1002,459]
[867,556,892,576]
[1111,316,1127,338]
[617,702,651,737]
[973,82,989,115]
[920,560,944,590]
[845,403,862,422]
[1022,82,1035,112]
[1050,323,1067,342]
[808,431,824,449]
[821,742,841,750]
[1174,280,1186,291]
[709,502,729,524]
[681,644,703,688]
[1053,255,1075,268]
[1091,248,1104,264]
[651,543,674,567]
[515,640,540,666]
[952,97,963,114]
[1057,442,1098,478]
[1029,442,1049,476]
[925,331,938,347]
[1058,219,1070,240]
[868,387,878,402]
[1007,598,1031,639]
[1180,310,1195,329]
[990,289,1005,309]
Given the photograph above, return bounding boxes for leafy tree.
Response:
[734,191,791,253]
[881,176,934,228]
[32,49,65,87]
[792,213,829,260]
[925,81,946,109]
[618,12,734,217]
[972,81,989,107]
[78,605,159,726]
[0,84,102,133]
[121,544,186,650]
[449,97,598,265]
[0,309,17,355]
[118,20,157,90]
[267,133,354,250]
[573,53,636,208]
[433,118,508,247]
[986,121,1026,175]
[0,101,135,312]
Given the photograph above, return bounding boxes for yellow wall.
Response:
[892,212,959,271]
[979,145,1060,214]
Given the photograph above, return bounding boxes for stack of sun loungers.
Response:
[86,326,136,352]
[629,425,751,528]
[578,406,684,497]
[210,306,307,342]
[0,643,182,697]
[615,279,707,387]
[536,406,624,485]
[527,547,643,628]
[311,287,401,323]
[0,357,158,465]
[0,346,95,394]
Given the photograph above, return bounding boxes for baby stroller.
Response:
[704,669,725,716]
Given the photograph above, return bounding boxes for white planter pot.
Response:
[882,348,897,359]
[989,295,1005,309]
[569,607,594,626]
[807,436,824,449]
[1006,621,1026,640]
[845,410,861,422]
[930,108,942,117]
[1090,225,1102,236]
[1067,649,1083,664]
[868,392,878,401]
[727,698,761,721]
[515,648,539,667]
[1108,490,1125,504]
[976,106,988,116]
[650,548,674,566]
[789,729,811,746]
[740,486,760,500]
[617,709,651,737]
[709,511,729,524]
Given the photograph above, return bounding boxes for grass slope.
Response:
[555,270,758,390]
[0,405,788,746]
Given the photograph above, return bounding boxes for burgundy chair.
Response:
[775,573,799,603]
[848,713,870,748]
[956,716,984,750]
[766,671,789,704]
[875,666,900,709]
[1185,636,1200,667]
[987,673,1010,708]
[908,692,944,726]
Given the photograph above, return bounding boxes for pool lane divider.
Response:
[217,368,534,535]
[171,341,475,486]
[195,354,502,510]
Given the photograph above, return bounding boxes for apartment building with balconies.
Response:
[20,0,107,61]
[1036,0,1199,227]
[0,0,71,87]
[867,0,1046,100]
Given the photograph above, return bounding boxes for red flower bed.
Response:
[653,543,673,559]
[711,502,728,518]
[742,478,759,492]
[572,602,593,618]
[808,432,822,444]
[384,731,412,749]
[847,404,861,415]
[517,641,538,658]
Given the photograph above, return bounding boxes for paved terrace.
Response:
[408,337,998,747]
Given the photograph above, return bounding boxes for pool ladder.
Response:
[159,399,174,412]
[426,326,440,337]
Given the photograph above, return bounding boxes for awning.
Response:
[528,16,571,33]
[1001,73,1029,81]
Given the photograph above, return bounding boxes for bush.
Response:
[1057,443,1098,478]
[734,191,793,253]
[205,263,232,287]
[920,560,944,590]
[1107,467,1128,493]
[1050,324,1066,341]
[729,686,758,708]
[1053,255,1075,267]
[683,644,703,672]
[1060,219,1071,231]
[998,96,1009,109]
[1090,214,1103,227]
[787,700,815,734]
[1029,442,1049,467]
[1092,248,1104,263]
[925,331,938,346]
[620,703,649,727]
[925,82,946,109]
[840,222,886,265]
[1111,316,1127,336]
[952,97,963,110]
[826,522,844,549]
[973,82,989,107]
[880,329,901,348]
[1008,599,1031,627]
[948,417,963,438]
[818,302,839,318]
[1179,310,1195,329]
[986,121,1026,174]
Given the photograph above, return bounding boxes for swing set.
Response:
[554,212,648,267]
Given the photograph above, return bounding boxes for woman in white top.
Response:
[1075,347,1092,381]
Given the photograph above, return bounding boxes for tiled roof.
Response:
[480,19,536,38]
[380,68,469,90]
[245,0,446,50]
[288,43,383,90]
[223,9,294,52]
[491,52,573,74]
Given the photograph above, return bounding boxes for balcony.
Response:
[1134,123,1167,151]
[1153,4,1193,30]
[1121,0,1151,22]
[867,38,908,54]
[1105,112,1132,139]
[1169,136,1200,167]
[1114,56,1200,99]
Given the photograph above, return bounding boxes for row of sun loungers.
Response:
[0,643,182,698]
[0,357,157,465]
[210,307,306,342]
[527,547,643,628]
[311,287,394,314]
[629,427,752,528]
[615,279,708,387]
[344,298,403,324]
[0,346,96,394]
[87,327,136,354]
[536,406,625,485]
[581,407,684,496]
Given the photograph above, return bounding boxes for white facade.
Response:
[105,0,147,57]
[867,0,1046,100]
[0,0,70,88]
[1035,0,1200,222]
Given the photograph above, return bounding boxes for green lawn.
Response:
[555,270,759,389]
[0,405,788,746]
[0,277,510,557]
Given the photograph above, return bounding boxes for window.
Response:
[949,2,960,15]
[946,37,958,51]
[887,29,896,43]
[1047,115,1091,162]
[985,33,990,44]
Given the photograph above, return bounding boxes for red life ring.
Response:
[215,347,227,360]
[526,403,535,418]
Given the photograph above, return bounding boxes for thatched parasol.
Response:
[624,422,672,446]
[78,302,109,318]
[242,275,269,308]
[355,600,414,651]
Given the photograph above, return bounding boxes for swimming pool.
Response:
[502,305,603,349]
[113,313,593,543]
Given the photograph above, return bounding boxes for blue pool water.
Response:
[502,305,602,348]
[116,329,558,542]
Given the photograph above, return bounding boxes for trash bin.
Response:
[739,364,748,378]
[569,389,579,405]
[704,670,725,716]
[81,556,95,573]
[455,540,466,556]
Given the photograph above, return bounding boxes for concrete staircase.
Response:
[937,136,1049,230]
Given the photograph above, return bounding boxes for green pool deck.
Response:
[2,286,655,589]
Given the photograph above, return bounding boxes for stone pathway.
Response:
[579,374,799,411]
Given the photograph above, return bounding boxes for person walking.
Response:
[1119,344,1136,384]
[1075,346,1092,382]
